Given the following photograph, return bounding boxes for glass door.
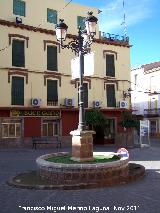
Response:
[104,118,115,144]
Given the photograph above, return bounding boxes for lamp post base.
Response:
[70,130,95,162]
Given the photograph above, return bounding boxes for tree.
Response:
[85,109,107,139]
[85,109,106,128]
[120,111,140,131]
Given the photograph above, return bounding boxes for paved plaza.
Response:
[0,139,160,213]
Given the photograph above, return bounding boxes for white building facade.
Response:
[131,61,160,137]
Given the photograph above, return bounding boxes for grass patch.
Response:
[13,171,53,186]
[46,154,120,164]
[8,163,145,190]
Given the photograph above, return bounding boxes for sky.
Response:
[69,0,160,68]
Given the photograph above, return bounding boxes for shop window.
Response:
[106,54,115,77]
[2,123,21,138]
[77,16,85,30]
[43,122,58,137]
[12,40,25,67]
[47,8,57,24]
[13,0,25,17]
[106,84,116,107]
[47,46,58,71]
[11,76,24,105]
[47,80,58,106]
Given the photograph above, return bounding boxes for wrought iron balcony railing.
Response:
[101,32,129,45]
[144,108,160,116]
[47,101,58,106]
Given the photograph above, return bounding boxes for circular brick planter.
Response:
[36,152,129,187]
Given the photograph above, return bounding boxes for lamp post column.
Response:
[78,28,85,131]
[55,12,98,162]
[70,28,94,162]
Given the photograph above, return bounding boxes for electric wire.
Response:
[0,0,73,52]
[58,0,73,14]
[0,45,10,52]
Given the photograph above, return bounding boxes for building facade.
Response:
[131,61,160,138]
[0,0,131,147]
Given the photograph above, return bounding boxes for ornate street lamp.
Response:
[85,12,98,36]
[55,12,98,131]
[55,19,68,44]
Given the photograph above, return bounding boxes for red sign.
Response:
[117,148,129,158]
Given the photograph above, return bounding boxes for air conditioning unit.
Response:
[64,98,75,107]
[119,100,128,108]
[93,100,101,108]
[16,17,22,24]
[31,98,41,107]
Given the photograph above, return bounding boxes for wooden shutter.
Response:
[11,76,24,105]
[106,54,115,77]
[13,0,25,16]
[21,1,25,16]
[47,80,58,102]
[106,84,116,107]
[47,9,57,24]
[12,40,25,67]
[47,46,57,71]
[83,83,88,108]
[77,16,85,30]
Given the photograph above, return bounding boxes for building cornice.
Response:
[9,33,29,47]
[0,19,131,48]
[1,67,131,83]
[0,107,131,113]
[44,72,61,87]
[8,69,28,84]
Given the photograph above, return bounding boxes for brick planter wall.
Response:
[36,152,129,187]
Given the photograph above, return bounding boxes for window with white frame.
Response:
[47,45,58,71]
[43,121,58,137]
[47,8,57,24]
[47,79,58,106]
[11,76,24,105]
[106,84,116,107]
[12,39,25,67]
[77,16,85,30]
[13,0,26,17]
[2,123,21,138]
[106,54,115,77]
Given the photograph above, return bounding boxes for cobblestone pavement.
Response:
[0,139,160,213]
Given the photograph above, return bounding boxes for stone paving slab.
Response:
[0,140,160,213]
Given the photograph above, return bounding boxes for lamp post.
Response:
[55,12,98,131]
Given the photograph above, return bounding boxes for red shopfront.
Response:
[0,108,61,147]
[0,108,134,148]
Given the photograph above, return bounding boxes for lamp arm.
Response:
[59,38,93,55]
[60,39,79,54]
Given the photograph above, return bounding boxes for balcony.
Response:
[144,108,160,117]
[101,32,129,45]
[47,101,58,106]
